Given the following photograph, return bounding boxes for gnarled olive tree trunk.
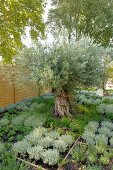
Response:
[54,90,72,117]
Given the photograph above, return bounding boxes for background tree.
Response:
[101,52,113,94]
[15,37,112,117]
[48,0,113,45]
[0,0,45,63]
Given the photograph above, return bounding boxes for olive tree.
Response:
[15,37,112,116]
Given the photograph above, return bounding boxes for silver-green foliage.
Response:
[82,131,95,145]
[53,139,68,153]
[6,104,16,113]
[82,131,95,140]
[41,149,60,166]
[0,118,9,127]
[38,137,54,148]
[42,93,54,99]
[97,104,113,114]
[12,140,31,155]
[59,135,74,146]
[83,122,108,148]
[84,121,99,133]
[15,103,29,111]
[11,113,28,125]
[12,127,74,166]
[80,98,93,106]
[102,96,113,104]
[30,103,45,110]
[73,120,113,166]
[0,107,5,113]
[105,104,113,114]
[15,37,104,93]
[45,131,60,140]
[101,121,113,130]
[98,127,111,138]
[97,104,107,114]
[27,145,44,160]
[24,115,46,128]
[77,91,102,106]
[25,128,47,145]
[92,99,101,105]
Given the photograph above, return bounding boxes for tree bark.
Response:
[55,90,71,117]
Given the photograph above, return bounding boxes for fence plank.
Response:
[0,67,39,107]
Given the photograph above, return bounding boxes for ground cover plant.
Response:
[12,127,74,168]
[71,120,113,170]
[75,90,103,106]
[0,91,113,169]
[75,90,113,122]
[0,94,56,170]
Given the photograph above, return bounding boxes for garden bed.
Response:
[1,92,113,169]
[12,127,75,170]
[14,137,80,170]
[70,121,113,170]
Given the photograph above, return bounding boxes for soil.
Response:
[103,159,113,170]
[62,160,113,170]
[18,153,58,170]
[63,161,79,170]
[2,134,8,141]
[35,160,58,170]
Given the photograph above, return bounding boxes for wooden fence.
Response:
[0,66,40,107]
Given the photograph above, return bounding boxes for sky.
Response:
[21,0,53,47]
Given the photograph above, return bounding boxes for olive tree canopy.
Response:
[15,37,113,116]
